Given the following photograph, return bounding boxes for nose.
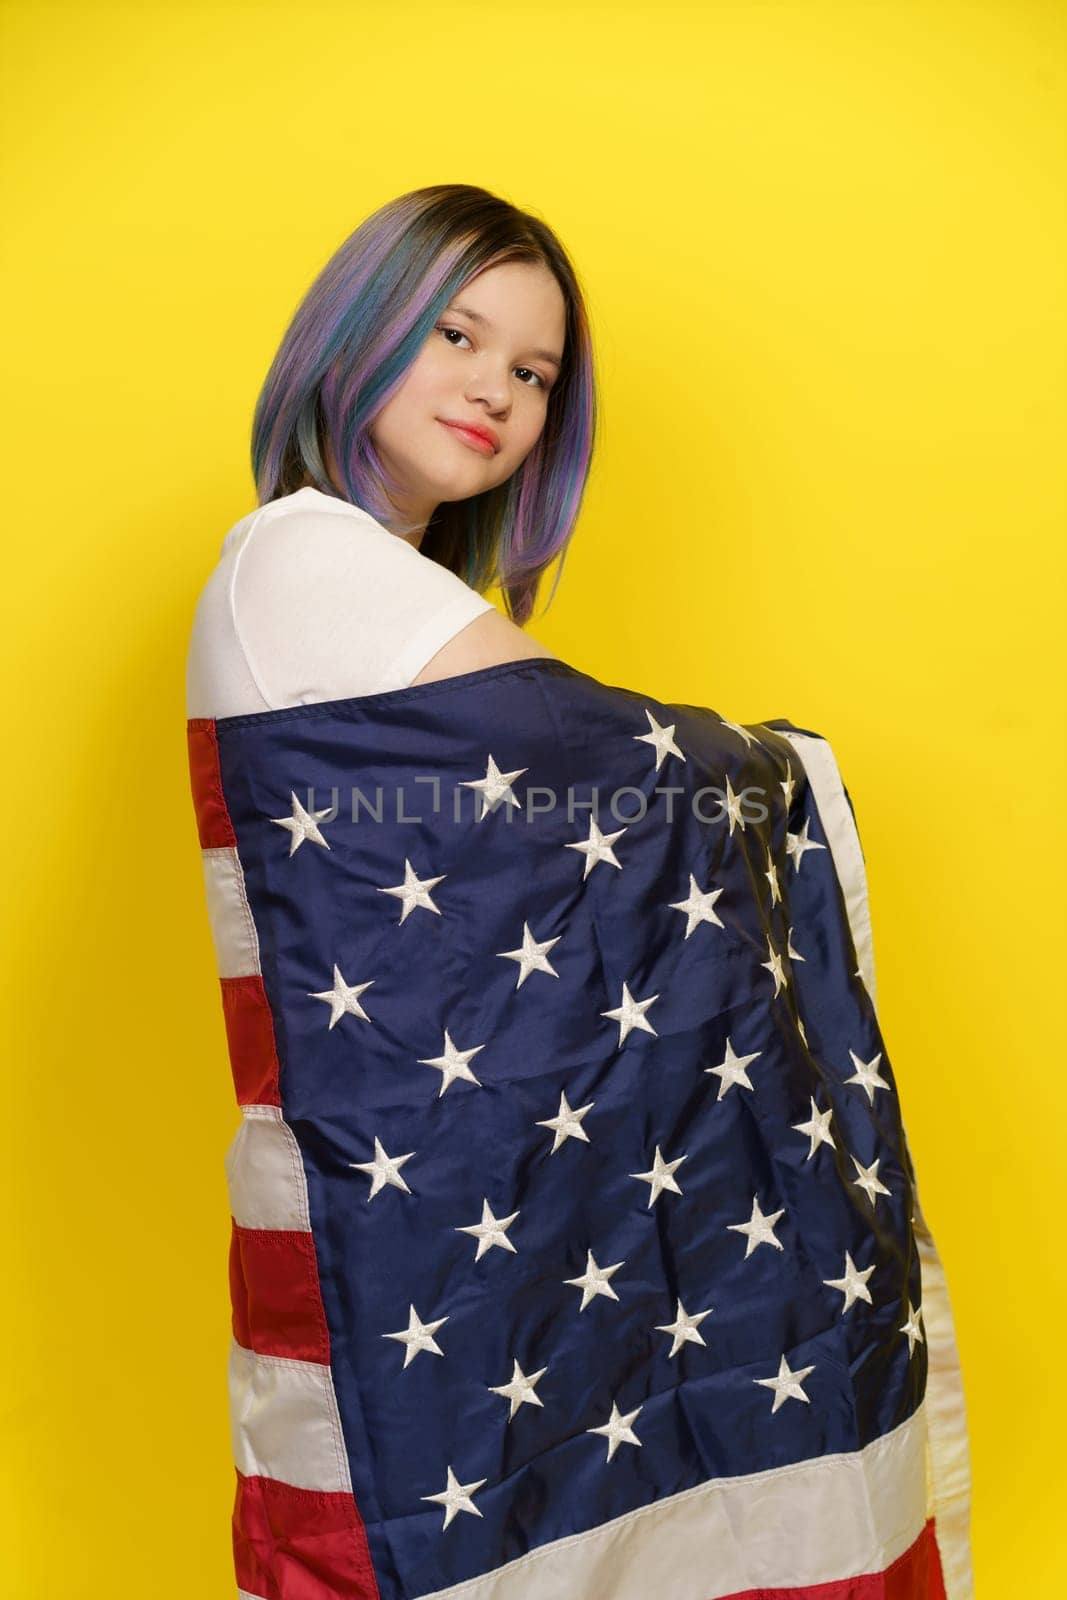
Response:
[464,361,511,416]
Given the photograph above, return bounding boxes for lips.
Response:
[439,419,500,454]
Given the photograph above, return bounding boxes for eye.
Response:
[436,325,548,390]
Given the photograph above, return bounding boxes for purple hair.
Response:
[250,185,598,625]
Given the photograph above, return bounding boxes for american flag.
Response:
[187,657,972,1600]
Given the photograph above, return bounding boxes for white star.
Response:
[761,935,788,997]
[565,815,627,878]
[308,964,376,1028]
[421,1464,486,1530]
[601,980,659,1045]
[536,1091,594,1153]
[349,1136,414,1199]
[455,1198,520,1261]
[723,772,748,836]
[629,1144,687,1207]
[488,1358,547,1420]
[727,1194,786,1258]
[754,1353,815,1414]
[705,1036,762,1100]
[719,716,759,748]
[564,1249,625,1311]
[851,1154,891,1206]
[497,921,561,988]
[634,708,686,770]
[785,817,827,872]
[823,1250,876,1313]
[791,1096,836,1159]
[844,1048,891,1104]
[269,790,334,855]
[376,858,446,924]
[786,927,806,962]
[587,1400,643,1461]
[416,1028,485,1096]
[669,874,725,937]
[780,762,797,812]
[900,1301,925,1356]
[458,753,528,821]
[765,849,782,906]
[382,1303,448,1368]
[654,1297,714,1358]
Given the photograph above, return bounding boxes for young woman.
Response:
[185,185,970,1600]
[186,185,589,722]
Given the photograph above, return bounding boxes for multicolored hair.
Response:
[250,184,598,626]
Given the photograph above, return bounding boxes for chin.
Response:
[426,455,498,496]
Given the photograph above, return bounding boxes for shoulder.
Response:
[225,490,498,704]
[237,493,424,583]
[231,492,494,619]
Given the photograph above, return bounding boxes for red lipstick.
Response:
[439,419,500,455]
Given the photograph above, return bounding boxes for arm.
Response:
[410,605,559,686]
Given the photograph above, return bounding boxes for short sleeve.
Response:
[230,503,497,708]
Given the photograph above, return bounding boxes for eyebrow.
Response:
[447,302,563,371]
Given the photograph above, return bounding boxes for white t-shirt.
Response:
[185,486,497,719]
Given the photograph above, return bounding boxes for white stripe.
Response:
[229,1338,353,1494]
[415,1405,929,1600]
[202,847,261,978]
[225,1105,312,1232]
[776,730,877,1007]
[913,1219,973,1597]
[776,728,974,1599]
[238,1591,268,1599]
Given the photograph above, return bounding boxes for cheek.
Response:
[406,344,455,400]
[371,371,436,451]
[383,350,447,417]
[508,399,550,458]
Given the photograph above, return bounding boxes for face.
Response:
[363,259,567,541]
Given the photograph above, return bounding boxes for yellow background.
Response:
[2,1,1062,1593]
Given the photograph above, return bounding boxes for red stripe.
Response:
[230,1223,331,1363]
[233,1469,380,1600]
[187,718,237,849]
[714,1519,946,1599]
[192,723,380,1598]
[221,975,282,1106]
[230,1503,944,1600]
